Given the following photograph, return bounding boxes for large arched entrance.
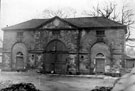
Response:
[44,40,68,74]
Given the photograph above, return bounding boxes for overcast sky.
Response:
[1,0,135,39]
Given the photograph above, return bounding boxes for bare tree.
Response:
[119,3,135,41]
[42,8,77,18]
[82,2,118,20]
[82,1,135,41]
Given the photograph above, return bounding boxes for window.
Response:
[126,60,135,68]
[96,30,105,37]
[16,52,23,57]
[96,53,104,58]
[17,32,23,38]
[35,31,40,39]
[52,31,60,35]
[81,55,84,59]
[16,52,23,60]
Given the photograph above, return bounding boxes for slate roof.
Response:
[3,19,49,30]
[2,16,126,30]
[65,17,125,28]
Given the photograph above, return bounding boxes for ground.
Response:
[0,71,117,91]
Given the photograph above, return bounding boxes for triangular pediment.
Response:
[39,16,77,29]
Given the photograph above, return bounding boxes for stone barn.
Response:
[2,16,127,74]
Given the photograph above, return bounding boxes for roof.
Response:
[65,17,125,28]
[2,16,126,30]
[3,19,49,30]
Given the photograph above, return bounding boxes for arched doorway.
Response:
[44,40,68,74]
[95,53,105,73]
[91,42,110,74]
[12,43,27,70]
[16,52,24,70]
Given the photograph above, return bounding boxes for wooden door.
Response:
[45,53,55,72]
[44,40,67,74]
[96,58,105,73]
[16,52,24,71]
[16,56,24,70]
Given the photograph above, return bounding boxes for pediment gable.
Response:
[39,16,77,29]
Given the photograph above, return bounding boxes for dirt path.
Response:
[0,72,115,91]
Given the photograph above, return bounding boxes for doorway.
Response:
[95,53,105,73]
[44,40,68,74]
[16,52,24,71]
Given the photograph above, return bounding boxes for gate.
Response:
[44,40,68,74]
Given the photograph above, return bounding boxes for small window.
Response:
[96,53,104,57]
[96,30,105,37]
[126,60,135,68]
[52,31,60,35]
[35,31,40,39]
[31,54,35,60]
[81,55,84,59]
[17,32,23,38]
[96,53,105,59]
[16,52,23,58]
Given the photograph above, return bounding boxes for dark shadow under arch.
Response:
[43,39,68,74]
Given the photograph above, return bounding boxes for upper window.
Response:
[35,31,40,39]
[17,32,23,38]
[96,30,105,37]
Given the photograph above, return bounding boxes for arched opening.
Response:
[91,42,110,74]
[16,52,24,71]
[11,43,27,71]
[44,40,68,74]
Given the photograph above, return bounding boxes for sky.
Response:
[1,0,135,39]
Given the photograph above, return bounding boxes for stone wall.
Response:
[2,27,125,73]
[106,29,125,73]
[79,29,125,74]
[41,30,78,52]
[2,31,16,70]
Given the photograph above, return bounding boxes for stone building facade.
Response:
[2,16,127,74]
